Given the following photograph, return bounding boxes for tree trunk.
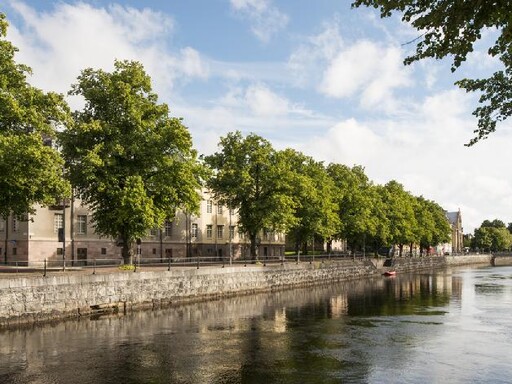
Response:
[121,239,133,265]
[250,232,258,260]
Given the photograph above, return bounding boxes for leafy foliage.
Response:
[414,196,451,254]
[283,150,340,253]
[203,131,297,258]
[351,0,512,145]
[0,13,71,218]
[473,226,512,252]
[327,164,381,250]
[380,180,417,256]
[60,60,204,263]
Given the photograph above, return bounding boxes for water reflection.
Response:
[1,267,511,383]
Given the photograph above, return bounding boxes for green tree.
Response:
[473,226,512,252]
[0,13,71,219]
[481,219,506,228]
[282,150,340,254]
[414,197,451,255]
[380,180,416,257]
[60,60,203,264]
[367,184,391,255]
[327,164,380,253]
[203,131,297,259]
[351,1,512,145]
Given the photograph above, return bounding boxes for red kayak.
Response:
[383,271,396,276]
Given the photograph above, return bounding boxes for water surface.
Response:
[1,266,511,383]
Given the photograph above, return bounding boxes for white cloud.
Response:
[229,0,288,43]
[288,19,344,87]
[215,83,315,119]
[6,1,208,104]
[304,89,512,232]
[245,84,290,116]
[319,39,412,110]
[179,47,209,78]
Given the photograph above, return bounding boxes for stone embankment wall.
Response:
[491,255,512,266]
[0,255,493,328]
[390,254,492,271]
[0,260,377,327]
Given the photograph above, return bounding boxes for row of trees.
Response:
[1,13,451,264]
[204,132,452,259]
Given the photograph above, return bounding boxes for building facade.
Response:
[0,190,285,266]
[446,210,464,254]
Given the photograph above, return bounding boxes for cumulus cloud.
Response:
[215,83,314,118]
[229,0,288,43]
[6,1,208,104]
[288,19,344,87]
[289,20,412,112]
[304,88,512,232]
[319,39,412,110]
[245,84,290,116]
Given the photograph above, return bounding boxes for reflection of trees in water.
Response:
[346,272,456,317]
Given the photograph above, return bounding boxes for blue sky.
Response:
[2,0,512,232]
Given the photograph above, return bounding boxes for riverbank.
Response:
[0,255,492,328]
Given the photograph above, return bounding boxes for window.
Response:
[238,229,245,240]
[206,225,213,239]
[54,214,63,233]
[165,220,173,236]
[217,225,224,239]
[57,248,63,255]
[150,228,158,236]
[217,205,223,214]
[191,223,198,238]
[229,208,235,216]
[77,248,87,261]
[12,247,17,256]
[206,200,212,213]
[101,248,107,255]
[229,225,235,240]
[77,215,87,235]
[0,219,4,232]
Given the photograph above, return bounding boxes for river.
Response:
[1,265,511,383]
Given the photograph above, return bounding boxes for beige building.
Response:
[446,210,463,254]
[1,190,285,266]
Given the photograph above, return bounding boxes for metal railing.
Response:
[0,252,370,276]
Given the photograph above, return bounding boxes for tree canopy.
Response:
[60,60,204,264]
[414,196,451,254]
[327,164,380,251]
[351,0,512,145]
[0,13,71,219]
[203,131,297,259]
[283,150,340,253]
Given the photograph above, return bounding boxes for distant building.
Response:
[0,190,285,266]
[445,209,464,254]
